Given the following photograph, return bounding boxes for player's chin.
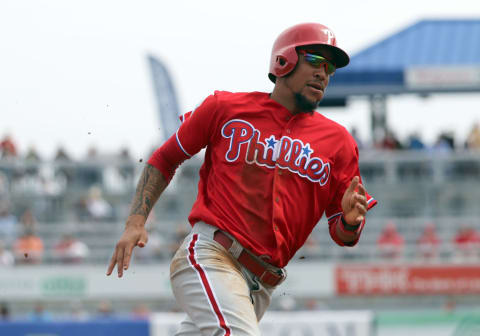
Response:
[294,92,320,112]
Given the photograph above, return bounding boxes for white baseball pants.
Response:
[170,222,279,336]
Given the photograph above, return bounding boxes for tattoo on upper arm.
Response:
[130,164,165,217]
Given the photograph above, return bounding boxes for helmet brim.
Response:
[299,44,349,68]
[323,45,350,68]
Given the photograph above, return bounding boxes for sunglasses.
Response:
[299,50,336,76]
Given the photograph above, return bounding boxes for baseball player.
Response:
[107,22,377,335]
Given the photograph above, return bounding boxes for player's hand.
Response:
[106,216,148,278]
[341,176,368,227]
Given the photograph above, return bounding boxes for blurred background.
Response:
[1,0,480,335]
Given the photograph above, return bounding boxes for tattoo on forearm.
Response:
[130,164,165,217]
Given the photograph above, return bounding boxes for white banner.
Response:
[0,264,172,300]
[405,66,480,89]
[151,311,374,336]
[0,262,335,300]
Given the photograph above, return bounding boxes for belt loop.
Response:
[228,240,243,259]
[193,221,218,239]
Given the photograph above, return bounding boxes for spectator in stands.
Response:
[81,186,113,221]
[433,131,455,152]
[77,146,103,188]
[466,122,480,150]
[28,302,52,321]
[406,132,426,150]
[96,300,114,319]
[376,221,405,260]
[378,129,403,150]
[25,145,41,161]
[452,226,480,262]
[53,146,74,189]
[54,146,71,161]
[350,127,364,150]
[24,145,41,178]
[0,239,14,266]
[131,303,151,320]
[53,233,89,264]
[0,302,10,321]
[87,146,98,159]
[117,147,135,182]
[69,300,89,321]
[13,228,44,264]
[0,134,17,159]
[416,222,441,262]
[0,200,17,243]
[19,208,37,234]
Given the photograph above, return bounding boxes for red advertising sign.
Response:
[335,265,480,295]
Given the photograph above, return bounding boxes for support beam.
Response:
[370,95,387,145]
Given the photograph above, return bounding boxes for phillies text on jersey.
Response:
[221,119,330,185]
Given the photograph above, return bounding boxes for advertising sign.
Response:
[336,265,480,295]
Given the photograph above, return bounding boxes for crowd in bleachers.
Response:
[1,124,480,267]
[1,129,480,320]
[0,299,154,322]
[351,122,480,151]
[0,203,91,265]
[375,220,480,263]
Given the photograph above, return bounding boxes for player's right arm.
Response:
[107,164,167,277]
[107,93,220,278]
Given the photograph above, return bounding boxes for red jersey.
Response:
[149,91,376,267]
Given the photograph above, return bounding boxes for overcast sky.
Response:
[1,0,479,160]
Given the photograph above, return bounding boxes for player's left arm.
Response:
[326,133,377,246]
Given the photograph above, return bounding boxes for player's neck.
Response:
[270,85,299,114]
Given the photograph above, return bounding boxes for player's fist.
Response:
[341,176,368,227]
[106,216,149,278]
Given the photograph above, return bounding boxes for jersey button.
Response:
[274,225,279,231]
[286,129,291,134]
[275,197,280,203]
[278,170,283,175]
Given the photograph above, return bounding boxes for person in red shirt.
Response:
[452,226,480,262]
[53,233,90,264]
[0,134,17,159]
[107,23,377,335]
[416,222,441,262]
[377,221,404,260]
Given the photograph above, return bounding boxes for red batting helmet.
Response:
[268,23,350,83]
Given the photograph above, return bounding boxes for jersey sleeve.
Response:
[174,94,219,157]
[326,134,377,247]
[147,93,219,182]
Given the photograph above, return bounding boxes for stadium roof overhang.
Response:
[319,19,480,141]
[325,19,480,98]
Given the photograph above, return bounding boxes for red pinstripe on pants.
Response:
[187,234,232,336]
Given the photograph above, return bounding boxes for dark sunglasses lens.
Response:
[326,63,336,75]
